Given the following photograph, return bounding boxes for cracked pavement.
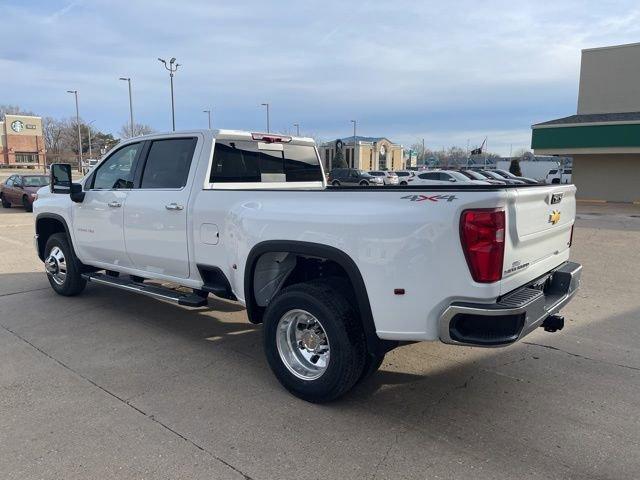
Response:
[1,203,639,479]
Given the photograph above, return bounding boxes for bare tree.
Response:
[119,122,155,139]
[0,104,36,117]
[43,117,66,155]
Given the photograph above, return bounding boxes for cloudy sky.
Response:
[2,0,640,154]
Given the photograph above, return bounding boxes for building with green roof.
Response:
[531,42,640,203]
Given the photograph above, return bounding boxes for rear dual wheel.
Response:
[263,281,374,403]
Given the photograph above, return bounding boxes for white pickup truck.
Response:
[34,130,581,402]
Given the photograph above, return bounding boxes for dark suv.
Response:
[328,168,382,186]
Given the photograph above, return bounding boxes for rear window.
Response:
[564,169,572,174]
[549,169,558,175]
[211,141,322,183]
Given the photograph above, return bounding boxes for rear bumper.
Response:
[439,261,582,347]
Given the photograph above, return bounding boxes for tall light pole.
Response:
[351,120,357,169]
[67,90,82,171]
[203,109,212,129]
[87,120,95,158]
[293,123,300,136]
[158,57,180,131]
[261,103,270,132]
[119,77,134,137]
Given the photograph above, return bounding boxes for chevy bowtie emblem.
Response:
[549,210,561,225]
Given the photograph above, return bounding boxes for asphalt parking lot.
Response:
[1,202,639,480]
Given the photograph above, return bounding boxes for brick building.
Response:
[0,114,45,167]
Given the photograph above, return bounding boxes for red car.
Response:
[1,174,50,212]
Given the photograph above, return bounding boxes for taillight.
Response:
[460,209,505,283]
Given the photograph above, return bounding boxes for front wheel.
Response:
[331,180,341,186]
[44,233,86,296]
[359,180,369,186]
[263,281,367,403]
[400,181,408,186]
[1,194,10,208]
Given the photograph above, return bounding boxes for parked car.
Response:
[493,169,539,184]
[368,170,399,185]
[546,168,572,184]
[1,174,50,212]
[34,129,580,403]
[413,170,490,185]
[393,170,416,185]
[82,158,99,174]
[328,168,382,186]
[475,170,526,185]
[458,169,506,185]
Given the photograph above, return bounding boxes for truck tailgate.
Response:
[501,184,576,294]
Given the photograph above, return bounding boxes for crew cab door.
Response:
[123,136,199,279]
[74,142,142,266]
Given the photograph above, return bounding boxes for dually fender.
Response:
[244,240,395,355]
[34,212,73,261]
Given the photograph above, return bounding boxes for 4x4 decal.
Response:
[401,194,457,203]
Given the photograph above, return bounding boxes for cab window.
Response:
[140,137,197,189]
[91,143,141,189]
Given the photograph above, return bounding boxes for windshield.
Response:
[396,172,409,177]
[447,171,471,182]
[23,176,50,187]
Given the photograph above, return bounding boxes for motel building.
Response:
[532,42,640,203]
[0,114,45,168]
[319,136,404,172]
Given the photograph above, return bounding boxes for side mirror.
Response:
[50,163,72,193]
[50,163,85,203]
[449,178,456,182]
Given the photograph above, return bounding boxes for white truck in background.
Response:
[34,130,581,402]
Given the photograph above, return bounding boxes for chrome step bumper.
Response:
[439,261,582,347]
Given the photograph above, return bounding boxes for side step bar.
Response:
[81,272,208,307]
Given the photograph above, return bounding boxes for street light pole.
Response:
[67,90,82,172]
[158,57,181,131]
[261,103,270,132]
[119,77,134,137]
[293,123,300,136]
[87,120,95,158]
[351,120,357,169]
[203,109,212,129]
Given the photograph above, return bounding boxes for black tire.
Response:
[22,195,33,212]
[263,281,367,403]
[1,194,10,208]
[400,181,408,186]
[331,180,340,186]
[44,233,86,296]
[359,180,369,186]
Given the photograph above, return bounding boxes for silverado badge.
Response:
[549,210,561,225]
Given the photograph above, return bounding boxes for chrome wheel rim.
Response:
[45,246,67,286]
[276,309,330,380]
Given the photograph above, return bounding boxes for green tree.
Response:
[332,140,347,168]
[509,158,522,176]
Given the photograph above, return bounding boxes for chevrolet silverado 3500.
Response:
[34,130,581,402]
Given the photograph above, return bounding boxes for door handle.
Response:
[165,203,184,211]
[108,201,122,208]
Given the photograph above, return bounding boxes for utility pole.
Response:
[87,120,95,158]
[351,120,357,169]
[261,103,270,132]
[67,90,82,172]
[158,57,181,131]
[203,109,212,129]
[119,77,134,136]
[293,123,300,136]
